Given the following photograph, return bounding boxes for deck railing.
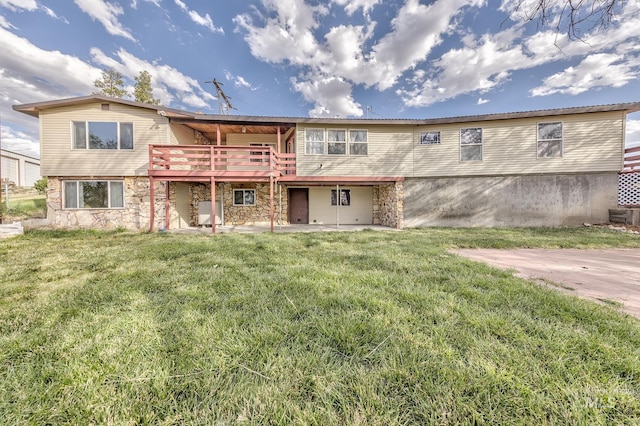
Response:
[148,144,296,178]
[623,145,640,172]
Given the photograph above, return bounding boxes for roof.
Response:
[0,148,40,161]
[13,95,640,125]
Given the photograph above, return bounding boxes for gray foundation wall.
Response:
[403,173,618,228]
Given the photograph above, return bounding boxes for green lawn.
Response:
[1,228,639,424]
[1,191,46,221]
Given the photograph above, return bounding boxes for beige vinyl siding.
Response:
[296,125,412,177]
[412,111,625,177]
[308,186,373,225]
[169,123,196,145]
[40,102,170,177]
[295,111,625,178]
[225,134,279,172]
[227,133,280,148]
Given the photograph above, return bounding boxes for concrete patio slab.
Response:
[0,222,24,239]
[454,248,640,319]
[169,224,397,234]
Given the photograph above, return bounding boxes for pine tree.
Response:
[93,69,129,98]
[133,70,160,105]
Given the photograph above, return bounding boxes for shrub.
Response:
[33,177,48,195]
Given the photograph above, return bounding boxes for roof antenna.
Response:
[205,78,236,115]
[366,106,383,118]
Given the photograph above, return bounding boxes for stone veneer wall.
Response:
[373,181,403,229]
[46,176,173,230]
[194,131,211,145]
[190,182,289,226]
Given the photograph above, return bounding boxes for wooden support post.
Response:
[149,177,155,232]
[211,177,216,234]
[277,126,281,154]
[270,174,275,233]
[164,181,170,230]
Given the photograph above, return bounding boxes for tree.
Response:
[505,0,623,39]
[134,70,161,105]
[93,69,129,98]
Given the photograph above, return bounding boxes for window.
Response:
[537,122,563,158]
[327,129,346,155]
[64,181,124,209]
[330,189,351,206]
[349,130,368,156]
[72,121,133,150]
[305,128,325,155]
[460,128,482,161]
[420,131,441,145]
[233,189,256,206]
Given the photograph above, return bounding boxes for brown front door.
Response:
[289,188,309,224]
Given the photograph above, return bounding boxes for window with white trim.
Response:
[327,129,347,155]
[64,180,124,209]
[233,189,256,206]
[537,122,563,158]
[460,128,482,161]
[72,121,133,150]
[330,189,351,206]
[420,131,441,145]
[305,128,325,155]
[349,130,368,156]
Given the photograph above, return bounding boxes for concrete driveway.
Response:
[454,248,640,319]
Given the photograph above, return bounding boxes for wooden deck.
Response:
[148,144,296,181]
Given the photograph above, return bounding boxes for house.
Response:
[12,95,640,231]
[0,149,41,187]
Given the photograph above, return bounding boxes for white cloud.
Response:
[0,0,37,11]
[530,53,638,96]
[235,0,481,116]
[41,6,69,24]
[224,70,258,91]
[626,119,640,148]
[74,0,136,41]
[292,75,362,117]
[0,14,16,28]
[90,47,216,109]
[398,0,640,107]
[333,0,380,16]
[174,0,224,34]
[477,97,489,105]
[1,125,40,158]
[397,28,526,106]
[131,0,161,9]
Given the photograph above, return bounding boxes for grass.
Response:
[1,189,46,221]
[1,227,639,424]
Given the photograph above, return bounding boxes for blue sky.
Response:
[1,0,640,158]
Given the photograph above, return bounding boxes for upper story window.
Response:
[420,131,441,145]
[327,129,347,155]
[348,130,368,156]
[304,128,368,156]
[460,128,482,161]
[64,180,124,209]
[305,128,325,155]
[72,121,134,150]
[537,122,563,158]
